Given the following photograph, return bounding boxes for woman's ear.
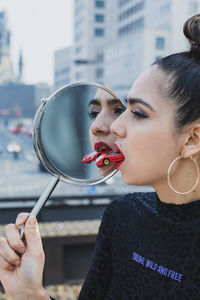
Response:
[181,124,200,158]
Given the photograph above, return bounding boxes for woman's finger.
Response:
[0,254,15,272]
[0,237,21,266]
[15,212,30,226]
[5,224,25,254]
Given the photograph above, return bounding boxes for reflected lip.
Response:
[94,142,112,152]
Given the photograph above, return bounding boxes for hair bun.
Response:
[183,14,200,58]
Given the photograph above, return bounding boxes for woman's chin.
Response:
[120,172,142,186]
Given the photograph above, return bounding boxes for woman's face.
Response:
[111,66,183,187]
[89,88,125,171]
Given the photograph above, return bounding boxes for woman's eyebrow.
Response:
[89,99,101,106]
[89,98,121,106]
[125,98,155,111]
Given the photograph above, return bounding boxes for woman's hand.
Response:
[0,213,50,300]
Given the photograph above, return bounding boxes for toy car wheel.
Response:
[103,158,110,166]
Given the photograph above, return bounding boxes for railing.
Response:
[0,193,123,224]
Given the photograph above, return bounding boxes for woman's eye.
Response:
[132,110,148,119]
[114,106,126,115]
[88,111,100,120]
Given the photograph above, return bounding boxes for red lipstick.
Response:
[94,142,112,152]
[114,143,125,169]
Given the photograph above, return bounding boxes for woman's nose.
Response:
[91,115,110,136]
[111,114,126,138]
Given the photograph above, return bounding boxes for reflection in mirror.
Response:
[36,83,125,183]
[20,82,125,238]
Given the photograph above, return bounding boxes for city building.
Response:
[72,0,111,82]
[0,11,14,83]
[0,82,52,119]
[0,83,35,118]
[54,0,199,98]
[54,46,73,90]
[54,0,116,86]
[103,0,199,98]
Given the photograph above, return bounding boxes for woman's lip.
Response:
[94,142,112,152]
[114,143,125,169]
[114,143,123,155]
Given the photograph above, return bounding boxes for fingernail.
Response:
[29,216,36,225]
[18,247,25,254]
[16,216,22,226]
[15,260,21,266]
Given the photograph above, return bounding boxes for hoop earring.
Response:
[167,156,200,195]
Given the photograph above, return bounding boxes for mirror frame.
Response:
[32,81,124,186]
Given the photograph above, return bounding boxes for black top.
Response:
[77,192,200,300]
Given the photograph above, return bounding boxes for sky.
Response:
[0,0,74,85]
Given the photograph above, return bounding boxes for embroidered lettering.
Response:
[132,252,145,265]
[131,251,183,282]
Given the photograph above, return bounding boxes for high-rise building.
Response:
[72,0,113,82]
[0,11,14,83]
[103,0,199,98]
[54,0,199,97]
[54,46,73,90]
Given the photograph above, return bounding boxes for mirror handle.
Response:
[20,176,60,239]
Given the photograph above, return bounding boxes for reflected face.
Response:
[111,66,181,187]
[89,88,125,171]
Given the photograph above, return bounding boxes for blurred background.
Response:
[0,0,199,299]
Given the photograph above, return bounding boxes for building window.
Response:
[156,37,165,50]
[95,14,104,22]
[119,1,145,22]
[96,68,104,78]
[75,46,82,54]
[95,28,104,37]
[119,0,131,7]
[95,1,105,8]
[96,53,104,63]
[75,32,82,42]
[118,17,144,37]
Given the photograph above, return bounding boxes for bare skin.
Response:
[111,65,200,205]
[0,214,49,300]
[89,88,125,173]
[2,65,200,298]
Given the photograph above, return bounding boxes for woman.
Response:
[88,86,125,173]
[1,14,200,299]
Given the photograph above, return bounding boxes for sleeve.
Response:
[78,201,115,300]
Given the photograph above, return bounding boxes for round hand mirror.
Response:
[21,82,125,237]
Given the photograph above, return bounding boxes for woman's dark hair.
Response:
[153,14,200,130]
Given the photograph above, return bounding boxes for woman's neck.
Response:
[153,181,200,205]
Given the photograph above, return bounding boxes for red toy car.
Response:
[96,150,124,168]
[82,151,99,164]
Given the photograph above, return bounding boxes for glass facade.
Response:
[156,37,165,50]
[95,1,105,8]
[96,53,104,63]
[118,1,145,21]
[118,17,144,37]
[95,28,105,36]
[95,14,104,22]
[119,0,132,7]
